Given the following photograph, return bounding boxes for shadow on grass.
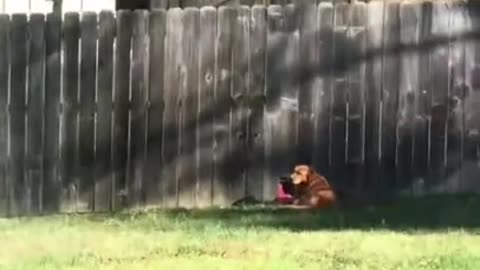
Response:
[79,194,480,233]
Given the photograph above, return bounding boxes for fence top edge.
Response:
[200,6,216,12]
[0,0,470,18]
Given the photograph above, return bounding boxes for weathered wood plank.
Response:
[0,15,9,216]
[380,2,400,195]
[313,2,334,178]
[181,0,200,7]
[213,6,234,205]
[168,0,180,8]
[447,1,468,192]
[112,10,132,210]
[265,4,300,201]
[346,2,367,194]
[196,6,216,207]
[78,12,97,212]
[246,5,266,201]
[229,6,250,203]
[163,8,183,207]
[9,14,27,216]
[364,0,384,194]
[411,1,432,193]
[264,4,284,202]
[150,0,168,9]
[463,1,480,193]
[330,3,348,191]
[398,1,420,195]
[43,13,62,214]
[145,9,166,207]
[60,13,80,213]
[95,11,115,212]
[281,3,299,181]
[428,1,450,192]
[297,0,317,166]
[26,14,46,215]
[129,10,149,208]
[178,7,199,208]
[265,4,299,200]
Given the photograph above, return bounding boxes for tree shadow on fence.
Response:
[40,1,480,221]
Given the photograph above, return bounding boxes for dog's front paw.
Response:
[293,199,300,205]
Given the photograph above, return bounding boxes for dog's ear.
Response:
[306,166,315,182]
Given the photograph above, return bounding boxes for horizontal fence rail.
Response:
[0,0,479,216]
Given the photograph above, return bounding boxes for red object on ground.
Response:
[276,183,294,204]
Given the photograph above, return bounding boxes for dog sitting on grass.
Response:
[234,165,337,208]
[285,165,337,209]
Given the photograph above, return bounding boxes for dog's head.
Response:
[290,165,313,185]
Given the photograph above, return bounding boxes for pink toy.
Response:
[276,183,294,204]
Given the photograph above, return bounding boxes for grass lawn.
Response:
[1,194,480,270]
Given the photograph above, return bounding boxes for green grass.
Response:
[1,194,480,270]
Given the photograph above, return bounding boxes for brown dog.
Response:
[290,165,336,209]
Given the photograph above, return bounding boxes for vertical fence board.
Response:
[0,15,8,216]
[145,9,166,207]
[178,7,199,207]
[464,1,480,193]
[364,1,383,194]
[380,2,400,194]
[297,1,317,165]
[229,6,250,203]
[95,11,115,212]
[169,0,180,8]
[448,1,468,192]
[282,3,298,184]
[313,2,333,177]
[112,10,132,210]
[246,5,266,201]
[412,1,432,190]
[163,8,183,207]
[43,13,61,213]
[428,1,450,192]
[213,6,234,205]
[347,2,367,193]
[151,0,168,9]
[78,12,97,212]
[264,5,284,201]
[398,2,420,195]
[265,4,300,201]
[129,10,149,208]
[26,14,46,215]
[197,6,216,207]
[330,3,348,191]
[9,14,27,216]
[60,13,80,213]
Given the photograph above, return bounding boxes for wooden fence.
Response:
[0,0,479,216]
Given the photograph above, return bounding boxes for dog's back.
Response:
[305,170,336,208]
